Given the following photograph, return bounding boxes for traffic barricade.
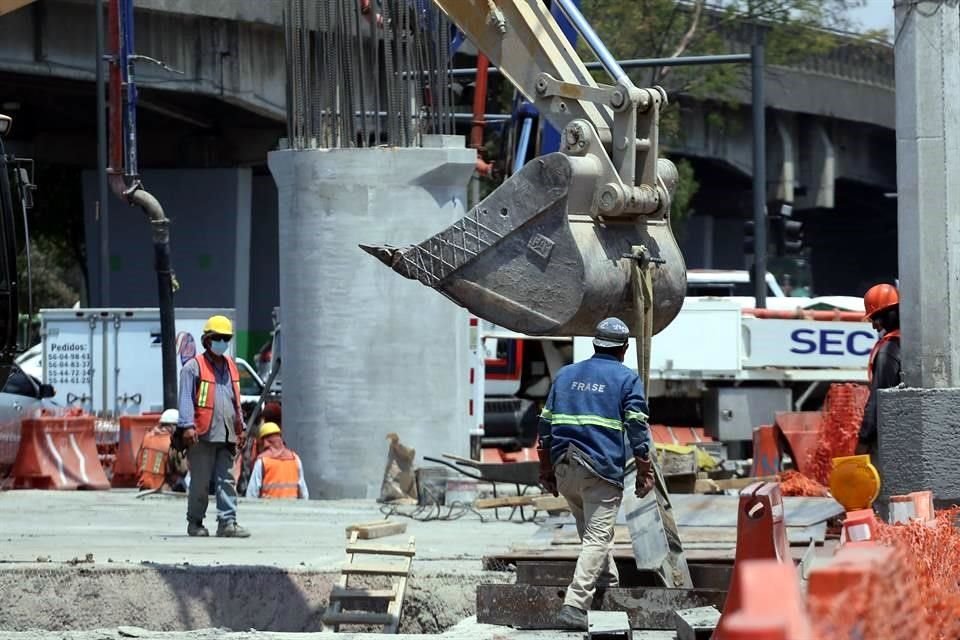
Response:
[714,482,791,639]
[715,560,811,640]
[112,413,161,487]
[11,414,110,490]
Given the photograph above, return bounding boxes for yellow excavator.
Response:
[363,0,691,588]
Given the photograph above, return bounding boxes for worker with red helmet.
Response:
[856,284,902,459]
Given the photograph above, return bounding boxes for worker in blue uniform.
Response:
[537,317,654,630]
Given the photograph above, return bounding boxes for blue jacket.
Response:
[537,353,651,486]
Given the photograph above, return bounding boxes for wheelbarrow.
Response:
[424,453,540,522]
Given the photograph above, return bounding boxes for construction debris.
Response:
[674,606,721,640]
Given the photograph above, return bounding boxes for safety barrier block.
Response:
[750,426,781,477]
[839,509,878,547]
[112,413,161,487]
[11,415,109,490]
[714,483,792,639]
[714,560,811,640]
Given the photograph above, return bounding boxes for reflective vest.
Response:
[137,429,172,490]
[259,449,301,499]
[194,354,242,437]
[867,329,900,383]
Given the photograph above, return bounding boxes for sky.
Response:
[849,1,895,35]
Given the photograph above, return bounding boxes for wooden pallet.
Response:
[323,531,416,633]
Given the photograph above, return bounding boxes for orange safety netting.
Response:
[808,542,934,640]
[777,470,829,497]
[805,383,870,485]
[807,509,960,640]
[873,509,960,639]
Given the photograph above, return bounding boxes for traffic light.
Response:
[744,220,756,254]
[780,217,804,255]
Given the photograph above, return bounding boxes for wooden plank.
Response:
[476,584,727,630]
[322,612,397,626]
[330,587,397,600]
[474,495,533,509]
[695,475,778,493]
[384,536,416,633]
[345,520,407,540]
[531,495,570,512]
[341,563,411,576]
[346,543,417,557]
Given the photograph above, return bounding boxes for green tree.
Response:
[579,0,878,233]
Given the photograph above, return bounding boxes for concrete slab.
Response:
[0,490,531,570]
[0,491,537,633]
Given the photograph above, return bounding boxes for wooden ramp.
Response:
[323,531,416,633]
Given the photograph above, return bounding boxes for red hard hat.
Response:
[863,284,899,320]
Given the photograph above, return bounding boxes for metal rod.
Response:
[95,0,109,306]
[513,117,534,175]
[551,0,629,86]
[446,53,752,78]
[751,38,767,309]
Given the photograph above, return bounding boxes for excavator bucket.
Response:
[361,152,686,337]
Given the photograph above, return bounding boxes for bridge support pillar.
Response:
[880,1,960,507]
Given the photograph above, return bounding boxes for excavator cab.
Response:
[0,114,27,385]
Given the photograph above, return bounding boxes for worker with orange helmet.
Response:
[856,284,902,458]
[245,422,308,500]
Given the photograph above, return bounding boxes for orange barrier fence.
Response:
[11,415,109,490]
[742,308,866,322]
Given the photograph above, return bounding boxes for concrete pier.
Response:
[268,137,476,499]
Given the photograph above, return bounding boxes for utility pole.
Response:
[751,32,767,308]
[879,0,960,507]
[95,0,109,307]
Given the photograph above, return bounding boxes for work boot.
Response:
[557,604,587,630]
[187,521,209,537]
[216,521,251,538]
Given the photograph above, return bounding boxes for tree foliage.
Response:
[578,0,874,231]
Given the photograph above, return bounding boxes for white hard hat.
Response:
[159,409,180,425]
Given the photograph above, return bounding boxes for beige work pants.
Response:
[556,459,622,611]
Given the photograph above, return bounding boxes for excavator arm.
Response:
[362,0,687,337]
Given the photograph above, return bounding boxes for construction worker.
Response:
[177,314,250,538]
[136,409,180,491]
[856,284,902,461]
[245,422,308,499]
[537,317,653,630]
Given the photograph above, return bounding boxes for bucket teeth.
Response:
[358,243,412,275]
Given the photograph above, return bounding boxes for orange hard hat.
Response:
[863,283,899,319]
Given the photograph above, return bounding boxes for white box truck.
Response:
[39,308,264,416]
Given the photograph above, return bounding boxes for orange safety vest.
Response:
[194,353,243,437]
[259,449,301,499]
[867,329,901,383]
[137,429,172,490]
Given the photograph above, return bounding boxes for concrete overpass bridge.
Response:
[0,0,896,355]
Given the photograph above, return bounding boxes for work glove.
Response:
[634,455,655,499]
[538,447,558,497]
[180,427,198,449]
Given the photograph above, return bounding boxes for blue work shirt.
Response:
[177,352,241,443]
[537,353,651,487]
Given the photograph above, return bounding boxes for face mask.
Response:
[210,340,229,356]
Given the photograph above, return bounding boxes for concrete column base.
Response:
[878,387,960,507]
